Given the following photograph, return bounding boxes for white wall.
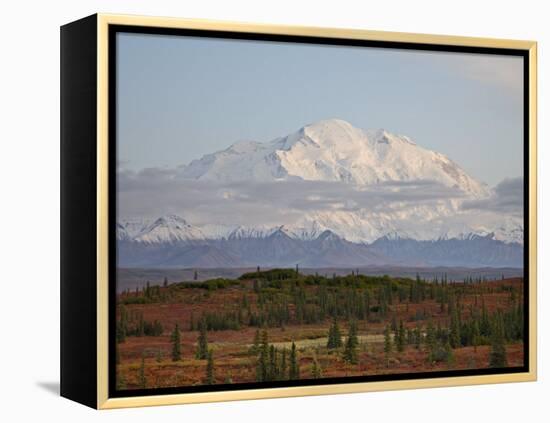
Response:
[1,0,546,421]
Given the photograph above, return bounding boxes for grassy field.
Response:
[115,270,524,390]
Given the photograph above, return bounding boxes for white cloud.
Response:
[117,167,466,226]
[462,177,524,216]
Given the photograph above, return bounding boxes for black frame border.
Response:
[107,24,530,399]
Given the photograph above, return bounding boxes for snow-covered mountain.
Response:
[177,119,489,197]
[116,215,523,268]
[117,119,523,268]
[132,215,206,244]
[116,218,151,241]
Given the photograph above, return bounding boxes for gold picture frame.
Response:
[61,13,537,409]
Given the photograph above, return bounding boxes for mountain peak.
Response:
[294,118,365,149]
[133,214,205,244]
[153,214,189,227]
[304,118,355,131]
[176,119,489,197]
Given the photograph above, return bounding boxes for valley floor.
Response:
[115,272,525,390]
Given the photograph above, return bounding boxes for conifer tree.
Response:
[384,325,392,366]
[139,352,147,388]
[137,313,145,337]
[343,320,359,364]
[269,345,278,381]
[480,299,490,336]
[116,305,128,343]
[444,340,455,366]
[261,329,269,355]
[195,319,209,359]
[450,308,461,348]
[396,320,405,353]
[426,320,436,352]
[472,320,480,352]
[171,323,181,361]
[116,372,127,390]
[206,349,215,385]
[311,356,322,379]
[414,325,422,350]
[327,316,343,349]
[489,314,508,368]
[280,348,288,380]
[391,314,398,335]
[289,342,299,380]
[256,330,270,382]
[250,329,261,355]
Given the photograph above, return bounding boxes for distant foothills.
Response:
[117,214,523,268]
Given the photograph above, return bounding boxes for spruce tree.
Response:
[251,329,261,355]
[137,313,145,337]
[426,320,436,352]
[480,299,490,336]
[289,342,299,380]
[444,340,455,366]
[196,319,209,359]
[280,348,288,380]
[384,325,392,366]
[472,320,480,352]
[396,320,405,353]
[116,305,128,343]
[256,329,270,382]
[327,316,343,349]
[139,352,147,388]
[116,372,127,390]
[414,325,422,350]
[311,356,322,379]
[449,308,461,348]
[343,320,359,364]
[489,315,508,368]
[269,345,278,381]
[206,349,215,385]
[171,323,181,361]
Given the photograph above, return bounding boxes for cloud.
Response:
[431,53,523,98]
[461,177,524,216]
[117,168,467,226]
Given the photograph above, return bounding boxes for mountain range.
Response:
[118,119,523,268]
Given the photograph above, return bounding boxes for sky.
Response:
[116,32,524,187]
[116,31,524,237]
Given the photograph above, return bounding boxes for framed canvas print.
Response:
[60,14,537,409]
